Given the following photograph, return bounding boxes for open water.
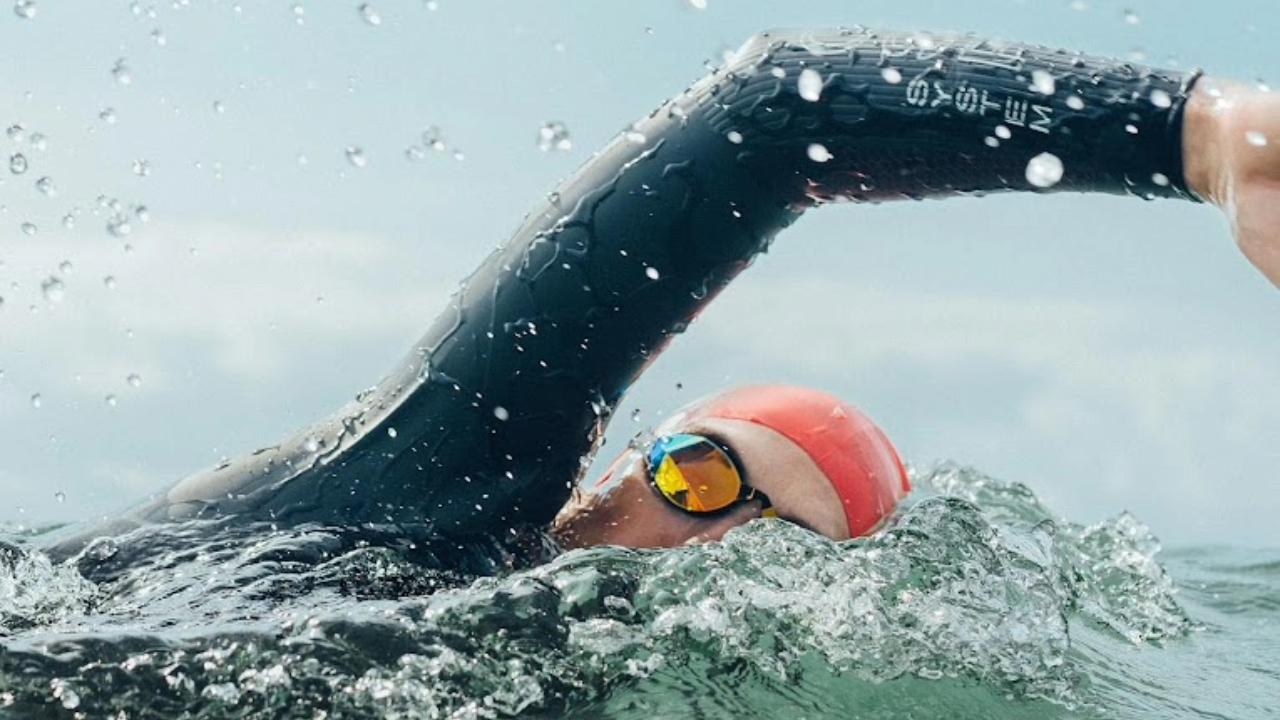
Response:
[3,465,1277,719]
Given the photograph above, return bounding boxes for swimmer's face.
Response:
[550,414,850,549]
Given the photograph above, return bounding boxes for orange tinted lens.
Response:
[649,434,742,512]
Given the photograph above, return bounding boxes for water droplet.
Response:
[1066,95,1085,111]
[1025,152,1064,188]
[105,394,117,407]
[132,159,151,176]
[984,136,1000,148]
[1125,124,1139,135]
[995,125,1012,140]
[13,0,36,19]
[625,129,647,144]
[1123,8,1140,24]
[58,260,72,275]
[28,133,46,151]
[1150,89,1172,108]
[358,3,380,25]
[451,149,465,161]
[104,275,117,290]
[423,125,445,151]
[62,213,75,229]
[1152,172,1170,187]
[1246,131,1268,147]
[537,121,572,152]
[30,393,42,408]
[726,130,743,144]
[35,176,55,196]
[112,58,133,86]
[345,146,367,167]
[6,124,24,142]
[20,222,37,236]
[386,426,398,439]
[807,143,833,163]
[686,0,706,8]
[99,107,118,124]
[405,145,425,161]
[1031,70,1056,95]
[135,205,150,222]
[9,153,28,175]
[292,3,305,24]
[645,266,660,280]
[150,28,167,46]
[213,100,226,114]
[798,68,823,102]
[54,490,66,503]
[304,436,320,452]
[41,275,65,302]
[107,215,132,237]
[493,406,510,421]
[630,408,642,422]
[880,67,902,84]
[126,373,142,388]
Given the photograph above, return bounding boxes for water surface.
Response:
[4,465,1275,719]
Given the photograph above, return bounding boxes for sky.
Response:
[1,0,1278,548]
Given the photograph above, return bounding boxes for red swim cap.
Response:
[684,384,909,537]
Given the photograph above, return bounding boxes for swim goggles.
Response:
[644,433,776,517]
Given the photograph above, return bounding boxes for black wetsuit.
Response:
[49,28,1200,563]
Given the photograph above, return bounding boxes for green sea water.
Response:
[2,465,1276,719]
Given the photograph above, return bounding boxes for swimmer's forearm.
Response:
[714,29,1199,203]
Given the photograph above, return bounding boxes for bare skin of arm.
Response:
[1184,81,1280,288]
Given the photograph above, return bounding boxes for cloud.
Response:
[1,220,452,390]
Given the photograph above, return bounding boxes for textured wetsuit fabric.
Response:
[70,29,1200,557]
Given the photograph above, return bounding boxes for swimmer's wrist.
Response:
[1182,77,1272,207]
[1182,77,1231,205]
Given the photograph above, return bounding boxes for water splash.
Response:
[0,465,1204,718]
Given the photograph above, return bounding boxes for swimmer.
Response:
[46,28,1280,564]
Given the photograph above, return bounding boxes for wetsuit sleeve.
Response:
[121,28,1202,545]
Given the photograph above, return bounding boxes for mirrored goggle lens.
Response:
[647,434,743,513]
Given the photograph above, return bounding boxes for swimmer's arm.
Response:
[1182,82,1280,289]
